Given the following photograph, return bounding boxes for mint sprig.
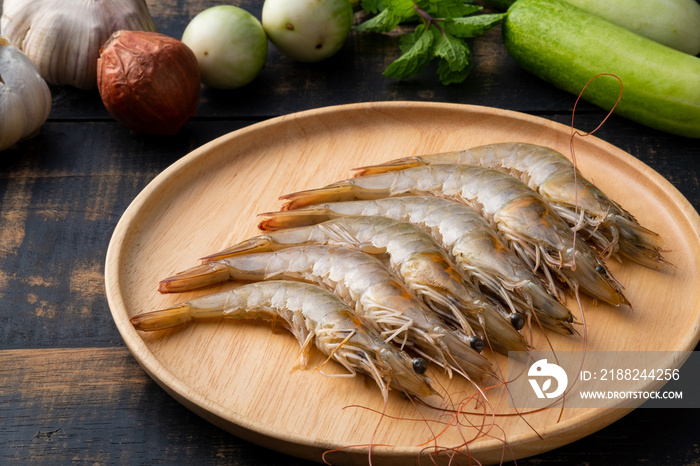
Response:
[356,0,505,85]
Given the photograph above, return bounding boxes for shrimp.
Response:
[258,196,576,335]
[279,165,629,308]
[158,245,495,381]
[201,215,528,354]
[130,280,436,400]
[355,142,665,269]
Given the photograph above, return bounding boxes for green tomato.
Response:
[262,0,353,62]
[182,5,267,89]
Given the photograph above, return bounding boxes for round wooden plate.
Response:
[105,102,700,465]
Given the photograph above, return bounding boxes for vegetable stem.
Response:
[413,4,445,35]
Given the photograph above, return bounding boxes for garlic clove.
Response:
[1,0,157,90]
[0,35,52,151]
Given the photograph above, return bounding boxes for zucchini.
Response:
[485,0,700,55]
[562,0,700,55]
[502,0,700,138]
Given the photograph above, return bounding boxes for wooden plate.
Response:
[105,102,700,465]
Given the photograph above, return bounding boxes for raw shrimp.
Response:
[158,245,495,381]
[279,165,629,308]
[355,142,665,268]
[259,196,576,335]
[130,280,436,400]
[201,215,528,354]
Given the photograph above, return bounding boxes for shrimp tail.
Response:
[280,182,364,210]
[130,304,194,331]
[201,236,275,262]
[159,262,230,293]
[258,208,340,231]
[352,158,422,176]
[614,215,668,269]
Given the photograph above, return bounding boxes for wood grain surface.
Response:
[105,103,700,465]
[2,0,700,464]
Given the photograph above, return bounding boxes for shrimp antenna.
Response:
[569,73,624,267]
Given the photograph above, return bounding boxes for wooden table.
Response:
[1,1,698,464]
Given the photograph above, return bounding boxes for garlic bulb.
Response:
[0,36,51,151]
[0,0,157,89]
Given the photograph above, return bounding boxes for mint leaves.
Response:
[356,0,506,85]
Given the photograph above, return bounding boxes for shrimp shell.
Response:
[130,280,436,400]
[259,196,576,335]
[201,215,528,353]
[158,245,495,381]
[279,165,629,308]
[355,142,665,269]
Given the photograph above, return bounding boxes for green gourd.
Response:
[502,0,700,138]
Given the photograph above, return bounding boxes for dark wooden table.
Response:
[2,1,698,464]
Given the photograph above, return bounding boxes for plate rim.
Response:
[104,101,700,464]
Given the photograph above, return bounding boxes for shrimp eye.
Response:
[470,336,485,353]
[595,265,606,274]
[412,358,428,375]
[511,313,526,330]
